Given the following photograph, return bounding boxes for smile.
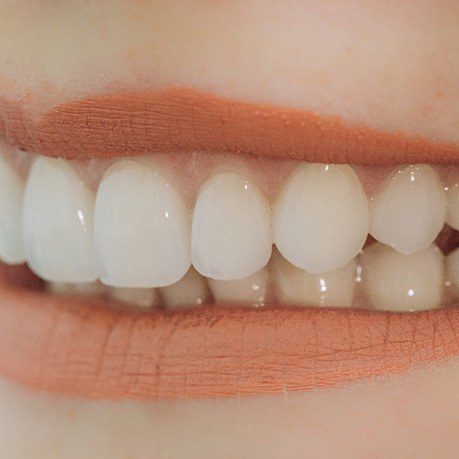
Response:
[1,88,459,400]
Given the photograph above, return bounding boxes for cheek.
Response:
[0,1,458,149]
[1,359,459,458]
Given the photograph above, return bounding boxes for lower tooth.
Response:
[361,242,444,312]
[109,287,159,309]
[272,250,356,307]
[208,266,270,306]
[48,281,105,297]
[446,248,459,299]
[159,267,210,310]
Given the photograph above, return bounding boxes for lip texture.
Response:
[0,87,459,164]
[0,264,459,400]
[1,86,459,400]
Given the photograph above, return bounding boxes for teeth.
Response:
[361,242,444,311]
[95,161,191,288]
[446,184,459,230]
[273,164,369,273]
[208,266,270,306]
[272,249,356,307]
[0,155,25,264]
[159,267,210,309]
[191,172,272,280]
[22,157,97,282]
[370,165,446,254]
[109,287,159,309]
[446,248,459,299]
[48,281,105,297]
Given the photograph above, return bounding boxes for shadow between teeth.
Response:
[1,152,459,312]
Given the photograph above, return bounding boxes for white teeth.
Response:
[159,267,210,309]
[48,281,105,297]
[191,172,272,280]
[95,161,191,288]
[208,266,270,306]
[361,242,444,312]
[446,184,459,230]
[109,287,159,309]
[370,165,446,255]
[22,157,97,282]
[273,164,369,273]
[0,155,25,264]
[272,249,356,307]
[446,248,459,299]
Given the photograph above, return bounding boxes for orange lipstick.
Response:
[0,87,458,164]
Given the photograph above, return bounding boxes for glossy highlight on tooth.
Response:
[1,142,459,399]
[1,87,459,164]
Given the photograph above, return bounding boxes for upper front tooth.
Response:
[0,155,25,264]
[191,171,272,280]
[273,163,369,273]
[446,184,459,230]
[370,165,446,255]
[22,157,97,282]
[95,160,191,288]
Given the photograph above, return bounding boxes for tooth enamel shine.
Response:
[361,242,444,312]
[273,164,369,274]
[191,172,272,280]
[272,249,356,307]
[370,165,447,255]
[22,157,97,282]
[95,161,191,288]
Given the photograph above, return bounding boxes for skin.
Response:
[0,1,459,457]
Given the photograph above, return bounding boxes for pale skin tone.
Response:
[1,1,459,457]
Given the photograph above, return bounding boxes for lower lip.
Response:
[0,264,458,400]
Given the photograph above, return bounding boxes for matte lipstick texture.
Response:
[0,87,459,400]
[1,264,459,400]
[0,87,458,164]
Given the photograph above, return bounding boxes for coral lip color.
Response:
[0,87,458,164]
[1,87,459,400]
[1,264,459,400]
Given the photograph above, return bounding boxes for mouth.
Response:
[1,88,459,400]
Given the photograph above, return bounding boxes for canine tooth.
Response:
[446,184,459,230]
[0,155,25,264]
[208,266,270,306]
[370,165,446,254]
[192,172,272,280]
[446,248,459,298]
[160,267,210,309]
[23,157,97,282]
[273,164,368,273]
[272,250,356,307]
[95,161,191,288]
[110,287,159,308]
[361,242,444,312]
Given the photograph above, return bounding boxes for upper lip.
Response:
[1,86,458,165]
[0,87,459,400]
